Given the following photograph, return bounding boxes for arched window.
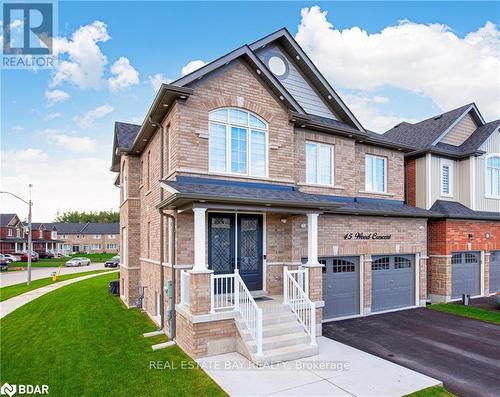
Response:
[208,108,268,177]
[486,155,500,198]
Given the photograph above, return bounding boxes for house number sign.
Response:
[343,232,392,240]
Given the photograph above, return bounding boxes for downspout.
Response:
[159,124,165,331]
[162,211,176,339]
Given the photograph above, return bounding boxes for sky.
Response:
[1,1,499,221]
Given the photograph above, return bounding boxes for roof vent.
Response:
[434,115,442,120]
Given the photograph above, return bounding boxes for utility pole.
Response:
[0,185,34,285]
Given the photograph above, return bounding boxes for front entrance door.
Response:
[208,213,263,291]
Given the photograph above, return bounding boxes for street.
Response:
[0,263,111,287]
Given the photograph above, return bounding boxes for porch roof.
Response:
[159,177,440,218]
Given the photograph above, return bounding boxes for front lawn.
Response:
[0,272,225,397]
[17,253,116,268]
[0,269,114,302]
[428,303,500,325]
[405,385,456,397]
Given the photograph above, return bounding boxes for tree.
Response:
[54,211,119,223]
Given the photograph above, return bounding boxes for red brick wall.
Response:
[405,158,416,206]
[429,219,500,255]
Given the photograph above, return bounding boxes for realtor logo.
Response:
[2,1,58,69]
[0,383,16,397]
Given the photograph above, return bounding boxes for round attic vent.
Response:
[268,55,287,77]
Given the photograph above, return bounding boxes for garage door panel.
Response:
[322,257,360,319]
[451,252,480,299]
[489,251,500,293]
[372,255,414,312]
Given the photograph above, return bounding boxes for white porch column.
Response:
[193,208,207,271]
[306,213,319,266]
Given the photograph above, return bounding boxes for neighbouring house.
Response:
[384,103,500,302]
[0,213,25,253]
[55,222,120,254]
[111,28,443,365]
[30,223,60,253]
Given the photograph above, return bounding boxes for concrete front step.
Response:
[262,311,297,325]
[237,319,303,340]
[247,331,311,353]
[253,343,319,366]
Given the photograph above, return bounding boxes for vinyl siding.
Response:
[256,44,337,120]
[457,157,471,208]
[440,113,477,146]
[475,129,500,212]
[415,156,427,208]
[430,155,461,205]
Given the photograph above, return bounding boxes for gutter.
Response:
[404,147,485,160]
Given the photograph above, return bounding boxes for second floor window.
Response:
[209,108,268,177]
[365,154,387,193]
[486,155,500,198]
[306,141,334,185]
[7,229,13,236]
[440,159,454,197]
[94,234,102,239]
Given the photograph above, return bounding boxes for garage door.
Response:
[371,255,414,312]
[451,252,480,299]
[489,251,500,293]
[322,256,360,320]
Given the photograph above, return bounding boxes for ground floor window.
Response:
[107,243,117,250]
[91,244,101,250]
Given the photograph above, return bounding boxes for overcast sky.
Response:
[1,1,499,221]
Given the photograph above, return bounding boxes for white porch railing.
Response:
[210,269,263,356]
[286,267,309,295]
[180,270,190,305]
[283,266,316,346]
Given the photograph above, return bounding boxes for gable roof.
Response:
[430,200,500,221]
[110,122,141,172]
[0,214,19,227]
[383,103,497,158]
[53,222,120,234]
[53,222,87,234]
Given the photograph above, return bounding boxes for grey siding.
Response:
[458,158,471,208]
[256,44,338,119]
[440,113,477,146]
[475,130,500,212]
[415,156,427,208]
[430,155,461,205]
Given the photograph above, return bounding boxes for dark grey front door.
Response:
[451,251,480,299]
[237,214,263,291]
[322,256,360,319]
[490,251,500,293]
[371,255,414,312]
[208,213,263,291]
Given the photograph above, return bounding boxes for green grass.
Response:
[428,303,500,325]
[0,272,226,397]
[15,253,116,268]
[0,269,114,302]
[404,386,456,397]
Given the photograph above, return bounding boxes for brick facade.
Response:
[405,158,416,206]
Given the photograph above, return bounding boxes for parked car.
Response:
[65,257,91,267]
[37,251,54,259]
[0,257,8,271]
[0,254,12,264]
[3,254,21,262]
[104,257,119,268]
[15,252,39,262]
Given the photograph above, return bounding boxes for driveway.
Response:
[197,337,440,396]
[0,263,109,287]
[323,308,500,397]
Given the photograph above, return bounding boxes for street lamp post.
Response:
[0,185,33,285]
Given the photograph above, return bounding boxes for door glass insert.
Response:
[210,216,233,273]
[239,218,259,271]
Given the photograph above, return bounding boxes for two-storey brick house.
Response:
[55,222,120,254]
[30,223,60,254]
[0,214,25,253]
[111,28,437,364]
[385,104,500,302]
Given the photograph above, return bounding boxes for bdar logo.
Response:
[0,383,16,397]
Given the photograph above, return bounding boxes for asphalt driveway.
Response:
[323,308,500,397]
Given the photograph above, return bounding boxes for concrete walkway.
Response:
[1,270,118,319]
[196,337,441,397]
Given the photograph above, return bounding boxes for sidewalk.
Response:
[1,270,118,319]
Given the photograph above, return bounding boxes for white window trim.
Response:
[485,153,500,200]
[167,126,173,174]
[440,158,454,197]
[365,154,388,194]
[208,107,269,178]
[305,141,335,186]
[7,229,13,236]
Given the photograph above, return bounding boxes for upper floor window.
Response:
[440,159,454,197]
[146,151,151,190]
[39,230,44,239]
[93,234,102,239]
[16,228,20,237]
[108,234,116,239]
[7,228,13,236]
[51,231,57,240]
[209,108,268,177]
[486,155,500,198]
[365,154,387,193]
[306,141,334,185]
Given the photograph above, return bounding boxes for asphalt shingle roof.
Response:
[115,122,141,151]
[163,177,438,218]
[0,214,18,227]
[430,200,500,221]
[53,222,119,234]
[53,223,87,234]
